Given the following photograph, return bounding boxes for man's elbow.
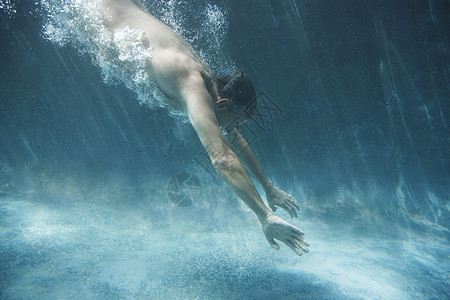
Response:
[211,152,240,173]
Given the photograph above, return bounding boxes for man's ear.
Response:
[215,97,231,110]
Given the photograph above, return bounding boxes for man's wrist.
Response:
[257,209,274,223]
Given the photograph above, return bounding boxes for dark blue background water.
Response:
[1,0,449,299]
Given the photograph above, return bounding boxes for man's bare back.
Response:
[99,0,310,256]
[101,0,209,110]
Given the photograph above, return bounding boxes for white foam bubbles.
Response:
[40,0,180,117]
[143,0,234,74]
[0,0,16,18]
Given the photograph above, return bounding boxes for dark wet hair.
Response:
[216,71,257,116]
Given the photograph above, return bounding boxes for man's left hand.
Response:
[266,185,301,218]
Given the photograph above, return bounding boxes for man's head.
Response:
[213,71,257,129]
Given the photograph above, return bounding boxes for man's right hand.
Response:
[261,214,310,256]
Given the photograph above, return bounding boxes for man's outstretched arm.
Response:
[225,127,301,218]
[181,81,309,255]
[184,86,272,222]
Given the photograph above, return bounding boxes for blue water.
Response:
[1,0,449,299]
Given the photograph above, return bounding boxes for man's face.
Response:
[215,99,249,130]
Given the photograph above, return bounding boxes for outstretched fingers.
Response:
[283,227,310,256]
[291,226,310,252]
[286,196,300,218]
[288,196,301,217]
[292,199,301,211]
[291,227,306,237]
[285,239,303,256]
[280,201,298,219]
[291,235,309,253]
[282,203,293,218]
[291,204,299,218]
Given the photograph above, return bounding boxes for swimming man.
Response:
[99,0,310,256]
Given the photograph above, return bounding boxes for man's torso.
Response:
[100,0,211,110]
